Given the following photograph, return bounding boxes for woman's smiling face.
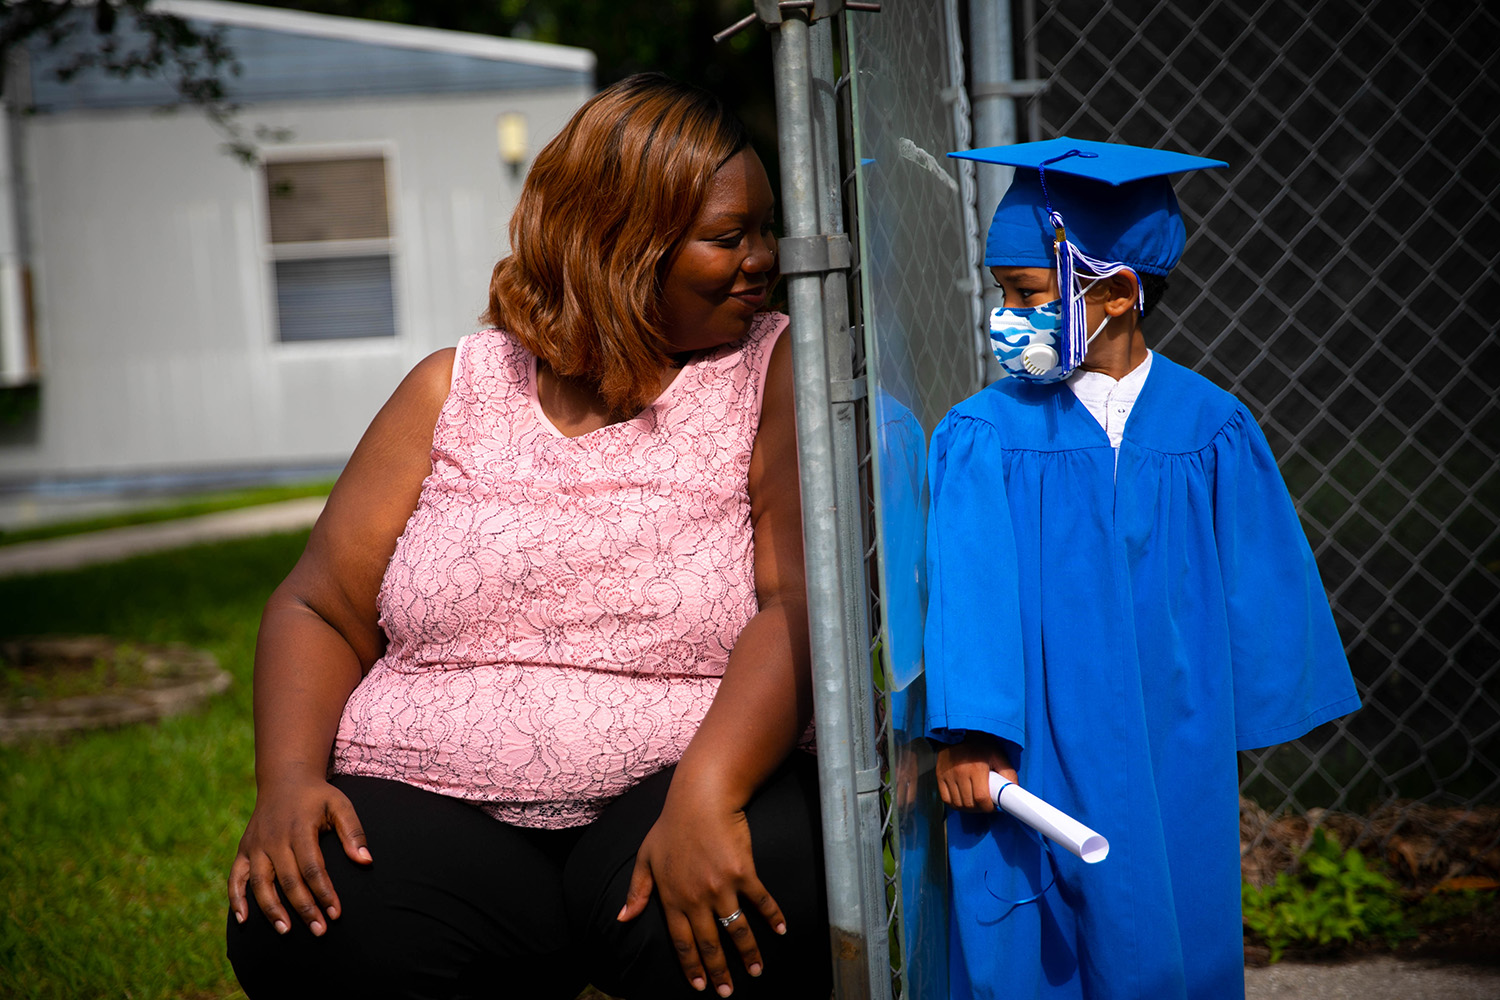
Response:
[659,149,779,354]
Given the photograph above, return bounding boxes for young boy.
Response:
[924,138,1360,1000]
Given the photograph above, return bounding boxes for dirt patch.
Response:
[1391,890,1500,964]
[0,635,230,743]
[1242,797,1500,893]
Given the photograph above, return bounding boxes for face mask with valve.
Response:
[987,276,1116,384]
[988,299,1069,383]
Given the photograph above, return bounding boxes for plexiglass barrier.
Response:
[846,3,982,995]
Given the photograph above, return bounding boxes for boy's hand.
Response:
[934,732,1017,813]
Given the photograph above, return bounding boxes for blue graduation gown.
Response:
[923,355,1360,1000]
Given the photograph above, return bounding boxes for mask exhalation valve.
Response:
[1021,343,1060,376]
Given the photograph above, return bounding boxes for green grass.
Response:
[0,531,308,1000]
[0,480,334,548]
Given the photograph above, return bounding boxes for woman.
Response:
[225,74,830,1000]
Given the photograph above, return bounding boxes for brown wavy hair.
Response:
[482,73,751,416]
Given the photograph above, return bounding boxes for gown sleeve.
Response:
[923,413,1028,749]
[1213,407,1362,749]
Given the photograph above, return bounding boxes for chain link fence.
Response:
[1021,0,1500,879]
[840,1,1498,995]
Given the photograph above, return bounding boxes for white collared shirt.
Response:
[1067,351,1154,457]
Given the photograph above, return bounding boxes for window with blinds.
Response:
[265,157,396,342]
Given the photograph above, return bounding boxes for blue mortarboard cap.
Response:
[949,137,1228,275]
[952,136,1226,184]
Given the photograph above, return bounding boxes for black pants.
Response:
[226,754,830,1000]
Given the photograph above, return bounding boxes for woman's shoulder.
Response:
[461,327,524,362]
[446,328,533,393]
[729,311,789,361]
[693,312,788,401]
[753,310,790,339]
[395,347,458,414]
[720,311,788,356]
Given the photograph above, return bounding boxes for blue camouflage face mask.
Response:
[988,299,1069,383]
[987,280,1113,384]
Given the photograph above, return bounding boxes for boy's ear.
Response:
[1101,271,1139,318]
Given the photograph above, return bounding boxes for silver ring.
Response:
[716,909,743,928]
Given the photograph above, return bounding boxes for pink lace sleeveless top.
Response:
[331,312,788,828]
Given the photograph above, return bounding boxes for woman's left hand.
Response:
[615,330,807,996]
[618,789,785,996]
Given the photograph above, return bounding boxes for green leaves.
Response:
[1242,827,1414,963]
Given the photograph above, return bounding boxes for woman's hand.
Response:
[613,331,810,996]
[226,349,453,937]
[934,732,1018,813]
[228,776,372,936]
[618,790,784,997]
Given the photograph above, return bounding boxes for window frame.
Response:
[256,142,403,350]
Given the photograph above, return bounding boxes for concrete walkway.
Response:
[0,496,324,577]
[1246,954,1500,998]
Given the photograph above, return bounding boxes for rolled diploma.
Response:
[988,772,1110,864]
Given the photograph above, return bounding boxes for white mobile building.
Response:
[0,0,593,494]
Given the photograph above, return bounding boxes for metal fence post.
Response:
[808,15,891,997]
[967,0,1018,239]
[769,9,875,998]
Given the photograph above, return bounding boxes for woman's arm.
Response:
[227,347,455,937]
[619,332,814,995]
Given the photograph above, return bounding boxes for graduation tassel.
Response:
[1054,228,1145,369]
[1037,149,1096,375]
[1037,149,1147,376]
[1050,211,1088,374]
